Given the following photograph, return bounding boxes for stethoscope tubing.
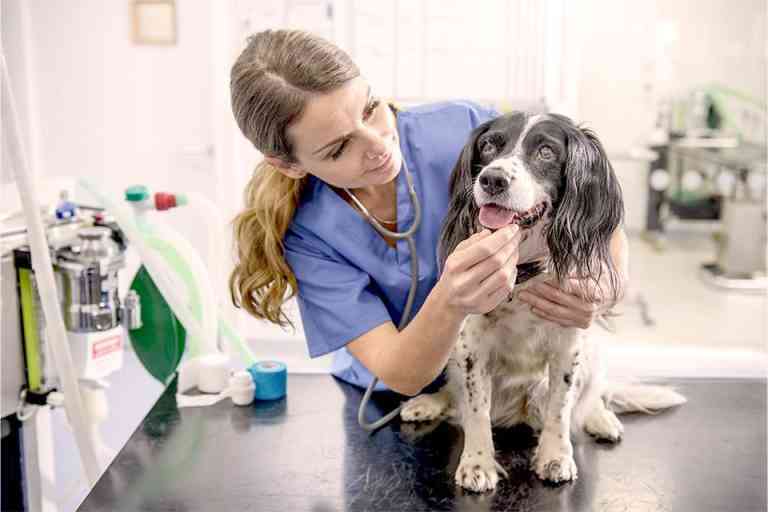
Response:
[346,158,422,432]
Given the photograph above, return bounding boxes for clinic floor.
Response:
[612,230,766,353]
[59,230,766,511]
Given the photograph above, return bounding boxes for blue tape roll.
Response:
[247,361,287,401]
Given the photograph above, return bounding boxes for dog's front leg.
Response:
[451,326,507,493]
[532,330,582,483]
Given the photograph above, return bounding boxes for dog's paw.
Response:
[532,437,578,483]
[399,419,442,442]
[400,393,448,422]
[533,454,578,483]
[455,454,507,493]
[584,407,624,442]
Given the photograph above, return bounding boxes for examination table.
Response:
[78,375,766,511]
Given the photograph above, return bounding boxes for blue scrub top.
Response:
[283,100,498,391]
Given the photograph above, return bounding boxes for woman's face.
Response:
[278,77,402,190]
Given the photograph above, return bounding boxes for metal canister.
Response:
[54,227,135,332]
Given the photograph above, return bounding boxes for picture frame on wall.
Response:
[132,0,177,45]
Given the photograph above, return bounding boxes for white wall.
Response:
[4,0,217,189]
[575,0,766,153]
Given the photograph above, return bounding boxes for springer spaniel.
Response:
[400,112,686,492]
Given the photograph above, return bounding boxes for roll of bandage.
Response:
[197,353,231,394]
[247,361,287,401]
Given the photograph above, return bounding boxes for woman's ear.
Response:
[265,156,307,179]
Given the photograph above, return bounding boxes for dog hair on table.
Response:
[400,112,686,493]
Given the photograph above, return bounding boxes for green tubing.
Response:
[132,212,216,360]
[138,227,205,359]
[705,83,766,109]
[703,84,766,140]
[219,318,257,367]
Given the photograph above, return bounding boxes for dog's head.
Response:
[439,112,624,303]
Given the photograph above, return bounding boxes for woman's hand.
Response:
[518,276,625,329]
[518,227,629,329]
[437,225,522,316]
[518,279,599,329]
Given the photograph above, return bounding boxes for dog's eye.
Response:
[480,140,498,158]
[538,145,555,161]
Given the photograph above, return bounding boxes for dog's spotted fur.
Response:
[400,112,686,492]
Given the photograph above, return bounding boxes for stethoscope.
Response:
[343,152,423,432]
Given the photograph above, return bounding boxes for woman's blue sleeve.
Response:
[447,99,500,127]
[283,228,392,358]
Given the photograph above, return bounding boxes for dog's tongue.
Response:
[479,204,516,230]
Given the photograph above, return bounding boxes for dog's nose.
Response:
[479,167,512,196]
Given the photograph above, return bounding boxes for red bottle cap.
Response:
[155,192,177,211]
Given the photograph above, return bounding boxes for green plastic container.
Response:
[128,265,186,384]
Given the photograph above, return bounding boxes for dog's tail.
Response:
[602,383,687,414]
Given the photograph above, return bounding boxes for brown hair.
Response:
[228,29,359,327]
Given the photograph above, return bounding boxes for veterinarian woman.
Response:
[228,29,629,401]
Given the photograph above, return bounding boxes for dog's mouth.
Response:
[478,202,548,231]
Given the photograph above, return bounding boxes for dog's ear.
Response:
[547,121,625,303]
[437,120,494,272]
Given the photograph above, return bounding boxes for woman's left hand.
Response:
[517,278,616,329]
[519,227,629,329]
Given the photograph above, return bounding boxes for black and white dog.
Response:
[400,112,685,492]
